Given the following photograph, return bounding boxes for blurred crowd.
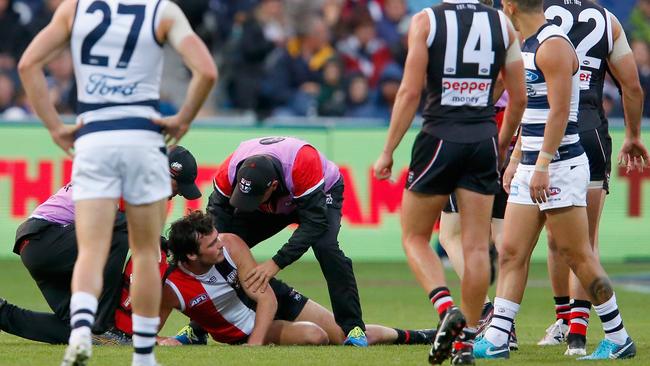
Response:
[1,0,650,124]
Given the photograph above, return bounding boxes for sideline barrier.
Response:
[0,122,648,261]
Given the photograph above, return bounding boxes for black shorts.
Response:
[579,123,612,192]
[270,278,309,321]
[442,184,508,219]
[406,131,499,196]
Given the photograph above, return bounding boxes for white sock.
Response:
[132,314,160,365]
[594,293,629,345]
[484,297,520,347]
[69,292,97,331]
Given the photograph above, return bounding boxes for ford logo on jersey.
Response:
[86,74,139,96]
[525,70,539,83]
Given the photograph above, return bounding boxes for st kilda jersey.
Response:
[544,0,614,130]
[421,0,508,143]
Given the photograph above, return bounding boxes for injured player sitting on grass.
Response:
[157,210,434,346]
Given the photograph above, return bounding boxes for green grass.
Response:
[1,260,650,365]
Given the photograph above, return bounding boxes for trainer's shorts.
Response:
[507,162,589,211]
[579,123,612,192]
[72,145,171,205]
[270,279,309,321]
[406,131,499,196]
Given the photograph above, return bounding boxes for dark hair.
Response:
[167,210,215,264]
[509,0,543,12]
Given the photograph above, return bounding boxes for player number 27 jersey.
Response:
[70,0,166,123]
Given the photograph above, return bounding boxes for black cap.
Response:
[169,146,202,200]
[229,155,277,212]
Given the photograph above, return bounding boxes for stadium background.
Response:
[1,0,650,262]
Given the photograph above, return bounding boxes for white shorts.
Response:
[72,145,171,205]
[507,163,589,211]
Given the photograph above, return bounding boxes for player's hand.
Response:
[153,115,191,146]
[157,337,183,346]
[50,123,82,157]
[502,161,517,194]
[529,170,550,204]
[618,137,649,173]
[244,259,280,293]
[373,152,394,180]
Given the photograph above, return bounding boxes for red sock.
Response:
[429,287,454,318]
[554,296,571,325]
[568,299,591,338]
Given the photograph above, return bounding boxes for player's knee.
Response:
[303,325,329,345]
[498,241,525,267]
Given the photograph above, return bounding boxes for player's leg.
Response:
[122,145,171,366]
[564,124,610,355]
[62,198,117,366]
[439,210,464,278]
[124,200,167,365]
[537,229,571,346]
[564,187,606,355]
[293,298,434,345]
[454,189,493,329]
[476,202,544,359]
[545,206,635,360]
[264,320,329,345]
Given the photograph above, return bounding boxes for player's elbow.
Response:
[201,62,218,86]
[397,86,421,103]
[622,80,644,101]
[509,91,527,112]
[17,56,36,78]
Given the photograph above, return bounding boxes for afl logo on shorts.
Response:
[239,178,252,193]
[259,137,286,145]
[549,187,561,196]
[525,70,539,83]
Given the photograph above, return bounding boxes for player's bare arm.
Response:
[498,17,527,165]
[153,2,218,145]
[530,37,577,203]
[225,234,278,345]
[18,0,80,156]
[156,284,183,346]
[607,13,649,171]
[373,10,428,180]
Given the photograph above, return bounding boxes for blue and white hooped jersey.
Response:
[70,0,168,145]
[520,23,586,166]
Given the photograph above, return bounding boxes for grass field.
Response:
[1,259,650,365]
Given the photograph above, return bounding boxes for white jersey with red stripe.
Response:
[164,248,255,344]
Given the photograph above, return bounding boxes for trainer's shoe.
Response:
[61,331,92,366]
[429,306,466,365]
[132,362,161,366]
[174,324,207,345]
[473,338,510,359]
[537,319,568,346]
[92,327,132,346]
[343,326,368,347]
[578,338,636,360]
[509,323,519,351]
[451,341,475,365]
[564,334,587,356]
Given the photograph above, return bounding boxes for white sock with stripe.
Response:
[594,294,629,345]
[132,314,160,365]
[484,297,519,347]
[69,292,97,340]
